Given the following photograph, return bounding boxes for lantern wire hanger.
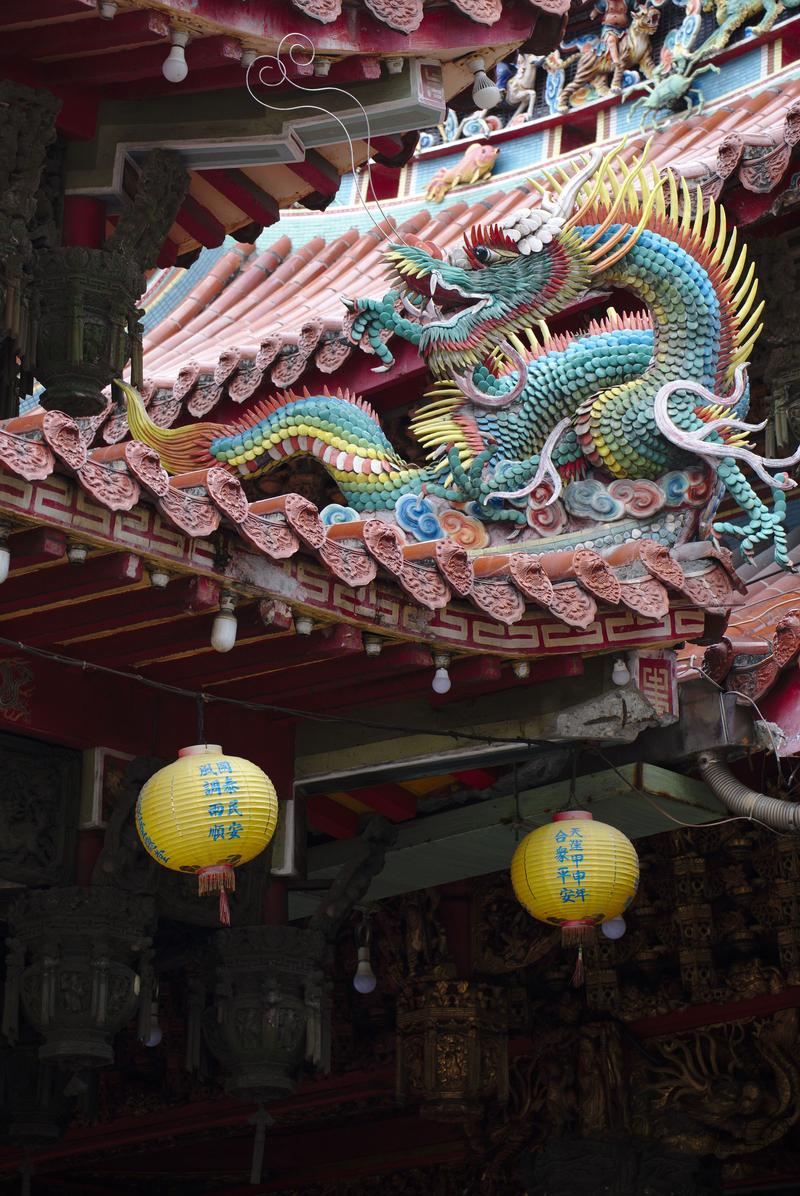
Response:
[245,34,412,250]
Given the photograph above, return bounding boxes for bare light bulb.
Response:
[467,56,502,110]
[295,615,314,636]
[0,546,10,585]
[98,1,117,18]
[512,660,530,680]
[432,652,452,694]
[612,658,631,686]
[601,916,627,941]
[353,946,377,994]
[211,593,237,653]
[432,667,451,695]
[67,543,89,565]
[163,31,189,83]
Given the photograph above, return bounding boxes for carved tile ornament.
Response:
[122,148,799,575]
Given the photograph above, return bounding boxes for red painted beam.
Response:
[11,575,220,648]
[454,767,497,789]
[429,653,585,709]
[140,622,363,687]
[0,551,142,619]
[0,0,95,29]
[196,168,279,227]
[289,149,341,198]
[48,34,241,87]
[306,794,358,839]
[7,526,67,573]
[224,643,433,701]
[4,8,171,62]
[349,782,416,822]
[176,192,226,249]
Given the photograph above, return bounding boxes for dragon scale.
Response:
[125,149,799,565]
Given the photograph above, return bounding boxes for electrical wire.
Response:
[0,633,547,751]
[586,743,795,838]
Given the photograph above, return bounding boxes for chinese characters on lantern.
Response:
[202,759,242,841]
[555,825,588,905]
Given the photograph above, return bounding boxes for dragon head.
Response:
[384,152,602,401]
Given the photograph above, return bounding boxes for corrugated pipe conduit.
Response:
[698,752,800,832]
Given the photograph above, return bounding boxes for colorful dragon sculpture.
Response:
[125,148,800,566]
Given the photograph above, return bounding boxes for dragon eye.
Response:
[472,245,497,265]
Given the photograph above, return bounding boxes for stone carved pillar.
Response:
[396,980,508,1121]
[521,1137,722,1195]
[202,924,329,1101]
[4,887,155,1069]
[33,148,189,416]
[0,82,61,418]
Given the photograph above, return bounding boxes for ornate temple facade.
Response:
[2,1,800,1193]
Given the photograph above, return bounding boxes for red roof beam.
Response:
[141,622,363,688]
[0,0,95,30]
[12,575,220,649]
[3,9,171,61]
[349,783,416,822]
[223,643,433,701]
[7,527,67,574]
[48,34,241,87]
[0,551,143,621]
[196,168,279,228]
[289,149,341,198]
[306,795,358,840]
[175,193,227,249]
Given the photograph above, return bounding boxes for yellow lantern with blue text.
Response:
[136,744,278,924]
[511,811,638,979]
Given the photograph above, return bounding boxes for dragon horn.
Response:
[545,148,604,223]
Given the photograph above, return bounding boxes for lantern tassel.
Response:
[560,920,596,949]
[198,864,235,925]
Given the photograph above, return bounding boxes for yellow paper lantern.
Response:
[136,744,278,923]
[511,810,638,953]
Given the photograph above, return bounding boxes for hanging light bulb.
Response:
[432,652,452,695]
[512,660,530,680]
[67,543,89,565]
[98,1,117,18]
[295,615,314,636]
[466,56,502,110]
[163,29,189,84]
[353,919,377,994]
[353,946,377,994]
[601,915,627,941]
[211,591,237,653]
[612,658,631,686]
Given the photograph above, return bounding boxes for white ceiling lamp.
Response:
[466,56,502,111]
[211,591,238,653]
[98,1,117,18]
[431,651,452,695]
[163,29,189,84]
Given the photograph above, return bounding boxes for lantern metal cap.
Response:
[553,810,593,822]
[178,744,223,758]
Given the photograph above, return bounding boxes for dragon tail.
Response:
[121,381,225,475]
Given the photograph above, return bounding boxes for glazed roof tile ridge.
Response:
[0,407,744,651]
[110,76,800,429]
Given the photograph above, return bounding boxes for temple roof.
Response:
[6,0,571,260]
[96,66,800,438]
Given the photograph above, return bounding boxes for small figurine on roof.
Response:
[591,0,637,88]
